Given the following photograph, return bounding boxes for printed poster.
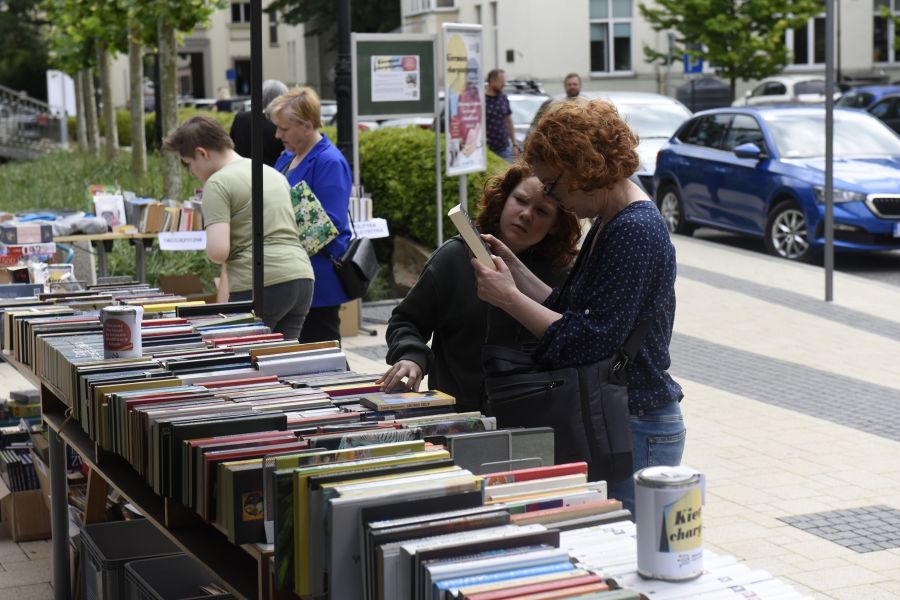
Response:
[443,25,485,176]
[371,55,420,102]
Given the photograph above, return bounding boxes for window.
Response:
[837,92,875,108]
[787,15,825,65]
[269,9,278,46]
[231,2,250,24]
[589,0,632,73]
[407,0,456,12]
[872,0,900,62]
[680,114,732,149]
[723,114,767,153]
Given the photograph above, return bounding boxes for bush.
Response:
[359,127,507,250]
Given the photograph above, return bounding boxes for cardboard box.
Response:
[0,223,53,244]
[0,266,31,284]
[0,477,51,541]
[339,298,360,337]
[158,274,218,304]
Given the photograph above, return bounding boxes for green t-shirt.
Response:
[202,158,313,293]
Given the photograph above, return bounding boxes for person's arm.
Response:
[481,234,552,303]
[216,265,229,303]
[472,255,561,339]
[505,113,519,157]
[205,222,230,264]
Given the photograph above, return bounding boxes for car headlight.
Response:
[813,186,866,204]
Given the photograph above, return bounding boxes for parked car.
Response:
[865,93,900,135]
[836,85,900,110]
[732,76,831,107]
[654,106,900,261]
[579,91,692,195]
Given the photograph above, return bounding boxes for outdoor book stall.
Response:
[0,284,817,600]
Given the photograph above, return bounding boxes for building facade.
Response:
[402,0,900,98]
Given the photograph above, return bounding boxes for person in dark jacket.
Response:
[229,79,288,167]
[377,163,580,412]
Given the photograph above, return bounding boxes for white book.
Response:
[255,351,347,377]
[484,474,588,501]
[447,204,494,268]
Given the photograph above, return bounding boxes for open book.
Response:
[448,204,494,269]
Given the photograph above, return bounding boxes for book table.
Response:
[3,354,276,600]
[53,233,157,284]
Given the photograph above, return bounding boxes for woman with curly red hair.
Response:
[472,99,684,516]
[378,162,580,411]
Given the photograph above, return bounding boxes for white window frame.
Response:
[874,0,900,65]
[589,0,634,77]
[406,0,457,16]
[785,13,826,70]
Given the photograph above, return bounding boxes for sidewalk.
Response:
[0,234,898,598]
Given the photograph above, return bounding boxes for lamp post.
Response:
[335,0,353,167]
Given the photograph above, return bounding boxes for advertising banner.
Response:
[443,24,486,176]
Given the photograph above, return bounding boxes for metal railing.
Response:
[0,83,67,160]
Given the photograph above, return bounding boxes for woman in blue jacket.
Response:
[267,87,353,343]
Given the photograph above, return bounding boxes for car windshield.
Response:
[763,112,900,158]
[795,80,826,95]
[509,96,547,126]
[836,92,874,108]
[617,103,692,138]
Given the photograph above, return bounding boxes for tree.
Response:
[0,0,49,100]
[639,0,822,99]
[270,0,401,49]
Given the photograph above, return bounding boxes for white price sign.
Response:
[353,218,390,239]
[158,231,207,251]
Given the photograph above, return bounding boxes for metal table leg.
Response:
[94,241,108,278]
[134,240,147,283]
[49,428,70,600]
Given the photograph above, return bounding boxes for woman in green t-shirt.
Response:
[163,116,315,339]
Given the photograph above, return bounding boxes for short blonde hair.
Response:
[265,86,322,129]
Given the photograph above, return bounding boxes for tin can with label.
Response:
[635,465,705,581]
[100,305,144,359]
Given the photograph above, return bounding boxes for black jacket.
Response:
[385,237,568,412]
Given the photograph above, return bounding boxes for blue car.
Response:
[654,106,900,261]
[836,85,900,110]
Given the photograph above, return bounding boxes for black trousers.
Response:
[298,305,342,343]
[229,279,313,341]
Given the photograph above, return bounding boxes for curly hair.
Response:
[524,99,639,192]
[475,162,580,268]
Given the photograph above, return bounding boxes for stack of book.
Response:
[123,193,204,234]
[0,448,39,492]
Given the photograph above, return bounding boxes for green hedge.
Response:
[359,127,507,250]
[69,109,237,150]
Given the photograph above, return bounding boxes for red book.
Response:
[482,462,589,486]
[213,333,284,347]
[506,582,610,600]
[465,574,605,600]
[141,318,189,327]
[324,384,383,398]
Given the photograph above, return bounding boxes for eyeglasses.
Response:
[542,173,563,202]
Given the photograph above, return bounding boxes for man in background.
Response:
[484,69,518,162]
[563,72,583,99]
[229,79,288,167]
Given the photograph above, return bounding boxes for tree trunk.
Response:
[129,24,147,178]
[83,68,101,158]
[158,19,181,200]
[97,45,119,161]
[74,70,88,150]
[730,76,737,104]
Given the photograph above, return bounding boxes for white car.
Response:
[577,91,693,195]
[732,75,835,107]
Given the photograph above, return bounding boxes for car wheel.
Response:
[765,201,813,261]
[655,184,694,236]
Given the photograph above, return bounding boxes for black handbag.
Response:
[481,319,652,483]
[328,213,379,299]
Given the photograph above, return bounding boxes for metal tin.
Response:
[634,465,705,581]
[100,305,143,359]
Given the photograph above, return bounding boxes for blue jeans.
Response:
[607,400,686,519]
[493,145,514,162]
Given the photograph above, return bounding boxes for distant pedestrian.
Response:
[485,69,519,162]
[564,73,583,99]
[230,79,288,167]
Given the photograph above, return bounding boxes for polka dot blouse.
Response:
[534,201,683,412]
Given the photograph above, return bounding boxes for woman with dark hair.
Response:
[471,99,684,515]
[378,162,580,412]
